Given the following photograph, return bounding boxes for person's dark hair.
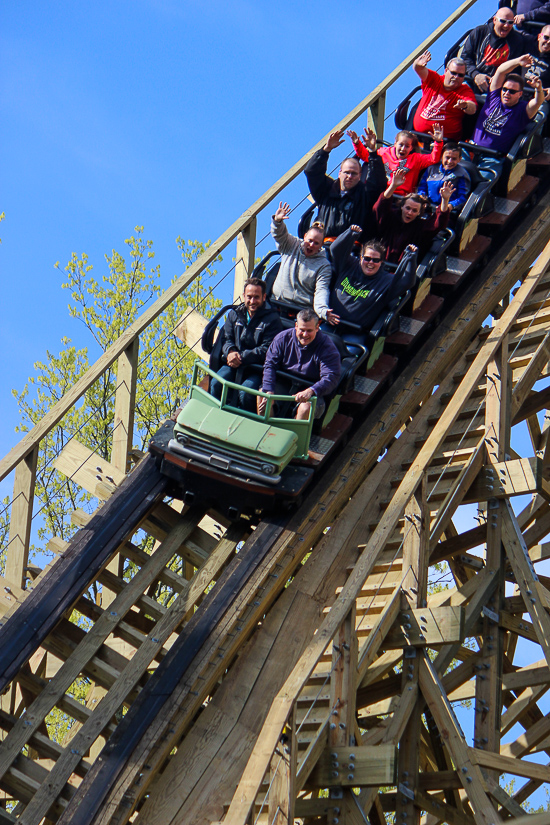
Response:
[442,141,460,154]
[403,194,427,217]
[506,73,524,91]
[361,239,387,258]
[296,308,320,325]
[395,130,419,152]
[243,277,266,295]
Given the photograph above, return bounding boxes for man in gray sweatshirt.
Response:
[270,202,334,323]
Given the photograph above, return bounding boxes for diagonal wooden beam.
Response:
[502,499,550,669]
[418,654,501,825]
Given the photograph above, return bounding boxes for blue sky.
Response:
[0,0,496,461]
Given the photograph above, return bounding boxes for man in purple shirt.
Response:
[259,308,341,420]
[471,53,544,178]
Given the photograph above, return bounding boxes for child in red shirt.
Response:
[347,126,444,197]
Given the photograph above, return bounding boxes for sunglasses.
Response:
[495,17,513,25]
[502,87,521,94]
[362,256,382,263]
[448,69,466,77]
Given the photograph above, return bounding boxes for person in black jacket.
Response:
[210,278,283,411]
[326,226,417,353]
[304,128,386,243]
[462,7,534,92]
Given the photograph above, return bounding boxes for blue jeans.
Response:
[210,365,261,412]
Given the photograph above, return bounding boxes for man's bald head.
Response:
[493,7,514,37]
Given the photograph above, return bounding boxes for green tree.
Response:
[5,228,222,566]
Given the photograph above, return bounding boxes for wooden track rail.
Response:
[0,179,549,825]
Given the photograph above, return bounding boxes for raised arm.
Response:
[526,75,546,119]
[490,53,533,91]
[382,168,409,199]
[304,137,343,203]
[389,245,418,300]
[413,50,431,82]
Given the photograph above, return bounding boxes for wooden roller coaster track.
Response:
[4,3,550,824]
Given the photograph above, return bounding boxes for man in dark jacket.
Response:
[211,278,283,411]
[513,1,550,27]
[463,6,533,91]
[327,227,417,352]
[304,128,386,243]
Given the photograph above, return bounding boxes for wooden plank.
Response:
[174,308,210,362]
[502,499,550,669]
[385,606,464,648]
[418,655,502,825]
[111,339,139,474]
[0,510,205,784]
[416,790,472,825]
[234,218,257,301]
[469,747,550,783]
[53,439,125,500]
[306,745,396,788]
[0,454,167,696]
[5,446,38,590]
[464,457,541,502]
[0,0,479,486]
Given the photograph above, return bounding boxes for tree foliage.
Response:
[5,229,222,563]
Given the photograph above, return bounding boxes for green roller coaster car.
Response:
[150,361,319,514]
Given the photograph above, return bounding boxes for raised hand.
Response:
[274,201,291,222]
[432,124,444,142]
[392,168,409,188]
[405,244,418,255]
[416,50,431,68]
[361,127,378,151]
[324,130,346,152]
[440,180,456,202]
[349,224,362,233]
[346,129,360,144]
[518,54,534,69]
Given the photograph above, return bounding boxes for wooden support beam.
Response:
[419,654,502,825]
[502,499,550,670]
[306,745,397,788]
[5,445,38,590]
[174,308,210,362]
[111,338,139,474]
[368,93,386,143]
[53,439,124,501]
[233,218,257,301]
[268,723,295,825]
[469,747,550,783]
[464,457,541,503]
[386,606,464,648]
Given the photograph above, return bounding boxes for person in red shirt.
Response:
[347,125,444,197]
[413,52,478,140]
